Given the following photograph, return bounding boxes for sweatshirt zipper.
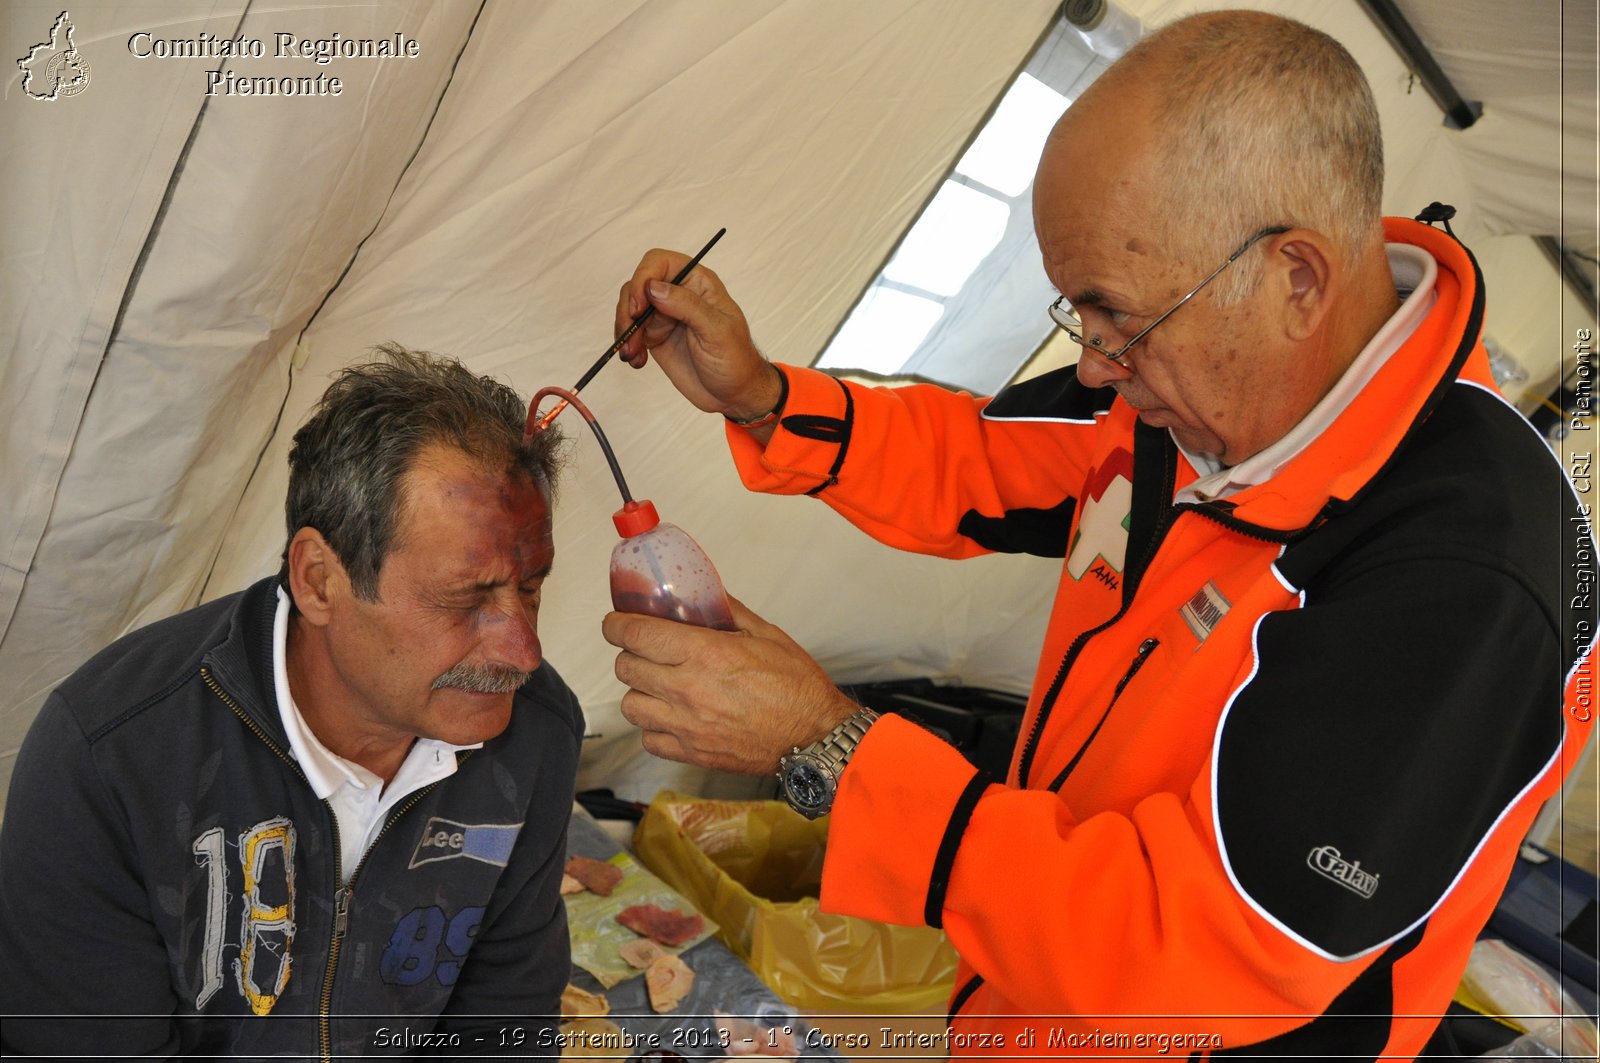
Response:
[316,780,448,1063]
[202,668,330,1057]
[317,816,347,1063]
[201,667,448,1063]
[201,668,300,772]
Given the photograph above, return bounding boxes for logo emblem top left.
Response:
[18,11,91,101]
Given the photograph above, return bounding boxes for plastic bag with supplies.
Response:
[631,792,959,1013]
[1456,938,1597,1059]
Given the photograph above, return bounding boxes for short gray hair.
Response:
[1118,11,1385,302]
[280,343,565,600]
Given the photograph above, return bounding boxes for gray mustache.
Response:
[432,662,530,694]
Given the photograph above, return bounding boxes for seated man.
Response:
[0,345,583,1057]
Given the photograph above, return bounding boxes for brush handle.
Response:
[532,228,727,434]
[579,226,726,389]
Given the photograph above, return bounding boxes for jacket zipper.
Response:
[945,640,1158,1026]
[1017,494,1292,788]
[970,495,1287,1022]
[947,489,1284,1022]
[315,778,449,1062]
[1017,498,1175,787]
[1014,422,1178,787]
[201,666,448,1063]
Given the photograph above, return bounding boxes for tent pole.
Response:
[1355,0,1481,130]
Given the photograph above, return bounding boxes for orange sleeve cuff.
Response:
[726,365,854,495]
[818,713,992,928]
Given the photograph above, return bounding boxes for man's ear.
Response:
[286,528,342,627]
[1271,230,1336,342]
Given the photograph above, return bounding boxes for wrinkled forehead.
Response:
[395,445,554,557]
[1033,118,1172,292]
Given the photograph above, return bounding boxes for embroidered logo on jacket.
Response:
[409,817,523,869]
[189,816,297,1014]
[1307,845,1380,898]
[1179,581,1231,641]
[1067,448,1134,590]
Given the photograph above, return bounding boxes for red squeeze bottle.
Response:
[610,500,737,631]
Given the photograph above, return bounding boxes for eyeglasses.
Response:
[1048,226,1290,368]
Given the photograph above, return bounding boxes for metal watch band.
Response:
[807,706,880,767]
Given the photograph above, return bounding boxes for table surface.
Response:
[563,806,841,1060]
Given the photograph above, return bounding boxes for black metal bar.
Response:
[1356,0,1481,129]
[1537,236,1600,321]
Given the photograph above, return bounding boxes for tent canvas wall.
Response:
[3,0,1596,860]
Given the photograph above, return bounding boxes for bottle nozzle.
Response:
[613,499,661,538]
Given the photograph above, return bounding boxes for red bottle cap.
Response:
[613,499,661,538]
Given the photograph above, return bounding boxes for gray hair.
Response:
[280,343,565,601]
[1116,11,1385,303]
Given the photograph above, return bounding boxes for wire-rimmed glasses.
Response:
[1048,226,1291,368]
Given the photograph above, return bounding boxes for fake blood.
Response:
[610,501,736,631]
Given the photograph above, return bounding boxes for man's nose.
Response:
[483,595,542,673]
[1074,345,1133,389]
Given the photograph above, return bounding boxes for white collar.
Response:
[273,586,476,801]
[1176,242,1438,504]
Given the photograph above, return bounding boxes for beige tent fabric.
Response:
[1,0,1593,811]
[202,0,1069,800]
[3,1,243,659]
[0,0,488,807]
[0,0,1065,808]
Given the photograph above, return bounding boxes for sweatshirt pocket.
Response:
[1048,638,1161,792]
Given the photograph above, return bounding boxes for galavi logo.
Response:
[1307,844,1380,899]
[17,11,91,101]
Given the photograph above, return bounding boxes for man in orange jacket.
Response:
[601,10,1594,1058]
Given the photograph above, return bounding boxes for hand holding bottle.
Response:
[601,595,859,775]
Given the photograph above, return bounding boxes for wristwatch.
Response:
[777,708,880,819]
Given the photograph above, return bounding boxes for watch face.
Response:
[783,761,830,813]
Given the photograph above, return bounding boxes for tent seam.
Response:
[194,0,493,600]
[0,0,255,646]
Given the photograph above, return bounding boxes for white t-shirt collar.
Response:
[1176,242,1438,504]
[272,586,478,799]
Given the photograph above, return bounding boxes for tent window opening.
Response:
[813,15,1128,396]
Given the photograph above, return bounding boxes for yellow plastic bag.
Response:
[631,792,958,1013]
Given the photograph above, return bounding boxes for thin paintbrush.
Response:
[527,228,726,438]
